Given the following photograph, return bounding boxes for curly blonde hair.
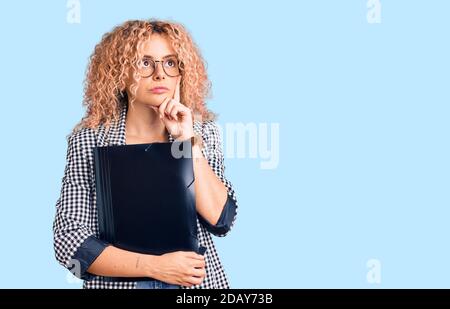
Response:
[72,19,216,134]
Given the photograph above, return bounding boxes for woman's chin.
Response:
[146,93,170,105]
[136,97,162,107]
[141,101,163,109]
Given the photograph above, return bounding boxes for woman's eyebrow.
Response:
[143,54,177,59]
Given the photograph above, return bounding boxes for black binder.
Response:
[93,139,203,281]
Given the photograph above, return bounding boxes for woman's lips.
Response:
[150,87,169,94]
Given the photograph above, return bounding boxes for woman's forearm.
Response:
[191,145,228,225]
[87,245,157,278]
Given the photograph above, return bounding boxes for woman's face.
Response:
[127,34,180,107]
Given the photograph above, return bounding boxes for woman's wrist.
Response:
[174,133,194,142]
[141,254,160,278]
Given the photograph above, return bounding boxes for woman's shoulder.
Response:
[195,119,222,142]
[65,126,100,151]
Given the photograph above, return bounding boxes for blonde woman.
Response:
[53,19,238,289]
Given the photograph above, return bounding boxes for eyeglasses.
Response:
[138,56,181,78]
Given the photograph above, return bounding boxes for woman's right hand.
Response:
[150,251,206,287]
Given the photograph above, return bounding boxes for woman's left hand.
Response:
[155,76,194,141]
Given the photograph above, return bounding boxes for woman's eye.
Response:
[142,60,150,67]
[166,60,175,67]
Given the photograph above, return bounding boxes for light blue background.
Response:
[0,0,449,288]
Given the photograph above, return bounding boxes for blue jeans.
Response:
[135,279,181,289]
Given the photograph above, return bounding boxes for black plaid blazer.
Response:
[53,103,238,289]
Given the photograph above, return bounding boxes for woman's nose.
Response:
[152,62,166,80]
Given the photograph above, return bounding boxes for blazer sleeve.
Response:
[197,121,238,237]
[53,131,109,280]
